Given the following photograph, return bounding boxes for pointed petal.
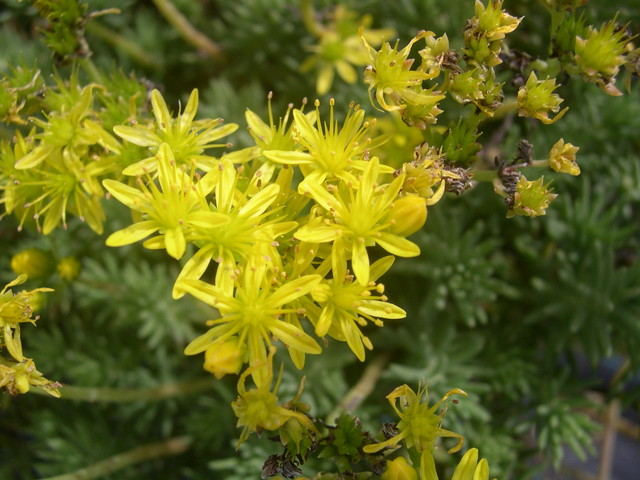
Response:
[351,239,370,285]
[341,317,366,361]
[269,320,321,354]
[238,183,279,217]
[178,89,199,134]
[188,211,230,229]
[106,221,158,246]
[369,255,395,281]
[164,226,186,259]
[197,123,239,145]
[376,232,420,257]
[151,89,172,130]
[263,150,314,165]
[245,108,271,142]
[358,300,406,319]
[15,145,50,169]
[268,274,322,307]
[179,279,229,309]
[184,324,231,355]
[315,304,334,337]
[103,179,148,210]
[113,125,162,147]
[173,246,214,298]
[294,225,338,243]
[420,450,439,480]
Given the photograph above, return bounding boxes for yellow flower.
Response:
[245,93,297,153]
[363,383,466,455]
[548,139,580,175]
[296,157,420,285]
[463,0,521,67]
[310,253,405,361]
[361,29,445,112]
[0,357,61,397]
[171,159,297,298]
[471,0,520,42]
[231,348,317,444]
[2,95,116,233]
[113,88,238,174]
[264,99,386,188]
[574,19,630,95]
[0,274,53,362]
[517,72,568,125]
[0,275,59,397]
[103,143,229,260]
[180,255,322,384]
[507,175,558,218]
[301,6,394,95]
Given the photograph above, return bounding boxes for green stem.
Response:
[471,169,498,182]
[493,98,519,119]
[326,352,390,423]
[85,22,161,70]
[41,435,192,480]
[79,58,104,85]
[150,0,223,61]
[32,378,214,402]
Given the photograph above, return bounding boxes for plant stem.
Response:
[41,435,192,480]
[326,352,390,423]
[85,22,161,70]
[150,0,223,61]
[471,169,498,182]
[32,378,214,402]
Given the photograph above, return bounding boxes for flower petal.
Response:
[113,125,162,147]
[268,274,322,307]
[376,232,420,257]
[106,220,158,246]
[351,239,370,285]
[103,179,148,210]
[164,226,186,259]
[269,320,321,354]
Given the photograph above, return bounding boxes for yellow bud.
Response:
[381,457,417,480]
[203,339,244,379]
[14,370,31,394]
[387,195,427,237]
[548,139,580,175]
[11,248,53,279]
[57,257,81,281]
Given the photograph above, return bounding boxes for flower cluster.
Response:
[0,274,59,397]
[98,88,446,443]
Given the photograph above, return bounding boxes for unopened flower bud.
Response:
[11,248,53,279]
[548,139,580,175]
[57,257,81,281]
[381,457,417,480]
[387,195,427,237]
[203,339,244,379]
[14,369,31,394]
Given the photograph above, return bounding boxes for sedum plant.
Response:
[1,1,639,479]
